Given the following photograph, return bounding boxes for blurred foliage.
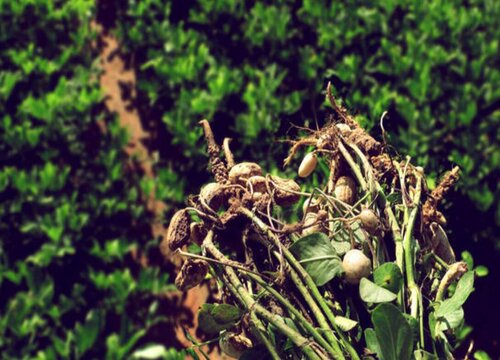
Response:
[0,1,177,358]
[1,0,499,358]
[114,0,499,228]
[111,0,499,355]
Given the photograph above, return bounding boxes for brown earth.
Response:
[95,24,224,359]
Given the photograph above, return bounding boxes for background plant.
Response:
[0,1,183,358]
[112,0,499,355]
[0,0,498,358]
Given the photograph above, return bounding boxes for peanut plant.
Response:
[163,86,476,360]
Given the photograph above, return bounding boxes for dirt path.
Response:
[96,25,223,359]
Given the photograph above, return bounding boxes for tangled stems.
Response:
[245,272,342,359]
[239,207,360,360]
[216,269,282,360]
[202,230,328,360]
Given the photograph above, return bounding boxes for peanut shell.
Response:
[175,259,209,291]
[334,176,357,205]
[162,209,190,253]
[200,182,225,210]
[269,175,300,207]
[229,162,262,185]
[247,175,267,193]
[359,208,380,235]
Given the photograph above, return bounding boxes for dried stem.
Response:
[223,138,235,169]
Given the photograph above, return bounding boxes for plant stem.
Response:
[203,231,326,360]
[220,271,282,360]
[245,272,342,359]
[240,207,360,360]
[337,141,367,191]
[347,142,376,201]
[286,261,344,356]
[401,174,423,347]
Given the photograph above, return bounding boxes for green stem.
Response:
[337,141,367,191]
[402,175,423,347]
[203,231,325,360]
[287,263,344,356]
[245,272,342,359]
[347,142,376,201]
[241,208,360,360]
[221,272,282,360]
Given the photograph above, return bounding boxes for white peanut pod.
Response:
[298,152,318,178]
[359,208,380,235]
[342,249,372,284]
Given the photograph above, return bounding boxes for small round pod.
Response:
[359,208,380,235]
[161,209,191,254]
[199,182,225,211]
[302,197,321,215]
[247,175,267,193]
[342,249,372,285]
[269,175,301,207]
[219,332,253,359]
[228,162,262,186]
[174,259,209,291]
[189,222,208,245]
[302,209,328,236]
[298,152,318,178]
[334,176,357,205]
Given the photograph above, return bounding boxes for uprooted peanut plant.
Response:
[161,85,475,360]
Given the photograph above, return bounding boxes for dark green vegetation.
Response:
[112,0,499,356]
[1,0,499,358]
[0,1,182,358]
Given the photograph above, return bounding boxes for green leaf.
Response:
[438,307,464,331]
[474,350,492,360]
[373,263,403,294]
[435,271,474,317]
[197,304,242,335]
[364,328,382,358]
[475,266,488,277]
[331,240,351,256]
[371,303,413,360]
[359,278,397,303]
[289,233,343,286]
[75,310,101,356]
[414,350,439,360]
[132,345,168,359]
